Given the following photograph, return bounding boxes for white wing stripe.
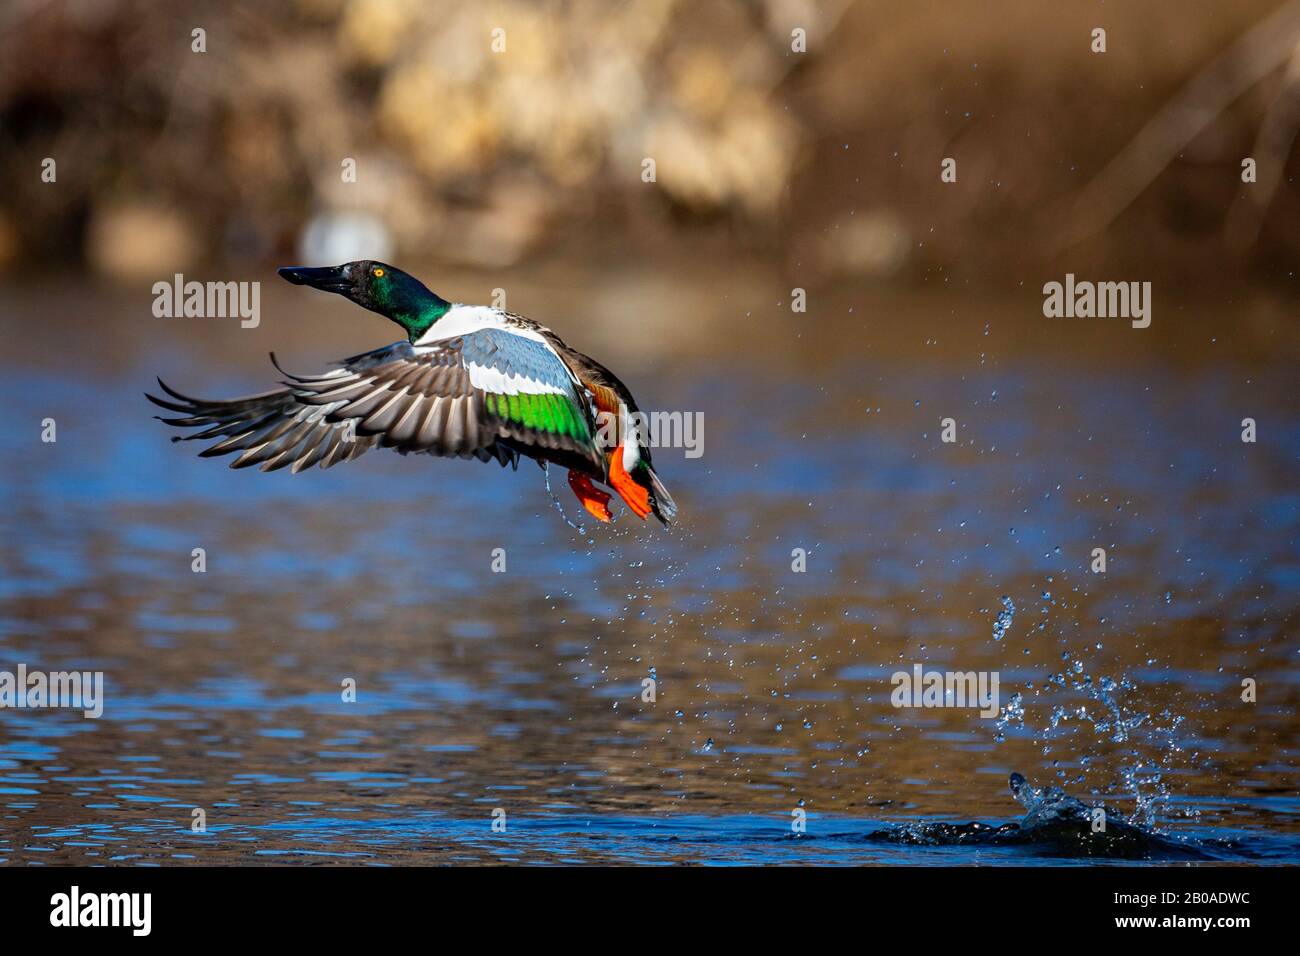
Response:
[466,362,567,396]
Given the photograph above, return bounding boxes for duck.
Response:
[146,261,677,526]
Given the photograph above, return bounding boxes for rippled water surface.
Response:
[1,276,1297,865]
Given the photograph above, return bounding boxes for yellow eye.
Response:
[373,268,385,277]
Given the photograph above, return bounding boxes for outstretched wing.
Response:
[148,333,604,474]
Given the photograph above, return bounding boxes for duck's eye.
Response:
[373,268,385,277]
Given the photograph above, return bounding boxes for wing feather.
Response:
[149,328,602,474]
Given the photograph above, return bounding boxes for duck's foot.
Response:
[567,470,612,523]
[608,447,652,520]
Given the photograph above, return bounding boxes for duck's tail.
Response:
[642,464,677,527]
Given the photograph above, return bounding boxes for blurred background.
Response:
[0,1,1297,864]
[3,0,1300,294]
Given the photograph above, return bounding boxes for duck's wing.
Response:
[147,334,605,474]
[147,373,385,474]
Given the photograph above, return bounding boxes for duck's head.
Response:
[277,261,450,340]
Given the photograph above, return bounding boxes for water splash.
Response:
[865,773,1219,860]
[540,463,586,533]
[993,636,1191,831]
[991,595,1015,641]
[993,691,1024,741]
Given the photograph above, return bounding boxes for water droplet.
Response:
[992,595,1016,641]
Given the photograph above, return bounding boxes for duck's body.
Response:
[147,261,676,525]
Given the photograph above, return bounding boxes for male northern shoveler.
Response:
[147,261,676,526]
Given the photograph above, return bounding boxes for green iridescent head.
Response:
[277,261,451,340]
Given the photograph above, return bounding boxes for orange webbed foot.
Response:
[567,470,612,523]
[608,447,652,520]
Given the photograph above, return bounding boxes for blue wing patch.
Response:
[455,328,575,395]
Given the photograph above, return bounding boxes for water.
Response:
[0,276,1297,865]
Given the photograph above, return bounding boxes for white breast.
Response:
[415,305,549,346]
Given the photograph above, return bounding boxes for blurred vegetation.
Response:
[1,0,1298,287]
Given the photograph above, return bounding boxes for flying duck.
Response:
[147,261,677,526]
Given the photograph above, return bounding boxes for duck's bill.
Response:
[277,265,351,292]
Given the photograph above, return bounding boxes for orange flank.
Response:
[608,446,652,520]
[567,470,612,523]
